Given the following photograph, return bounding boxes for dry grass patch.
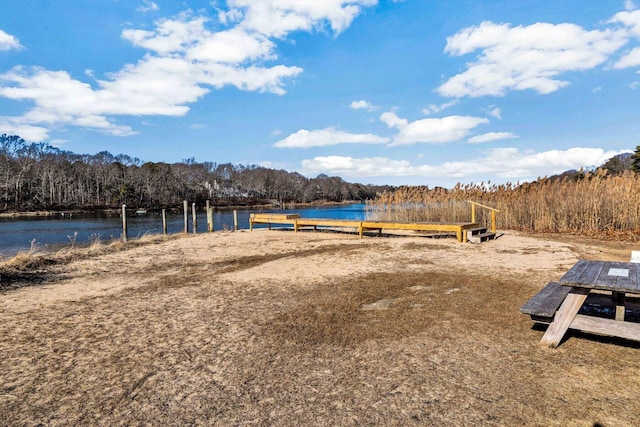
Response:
[268,271,485,347]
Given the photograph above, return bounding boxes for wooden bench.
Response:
[520,282,572,324]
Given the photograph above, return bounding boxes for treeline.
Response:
[0,134,392,212]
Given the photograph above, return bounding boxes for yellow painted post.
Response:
[359,222,363,238]
[294,220,299,233]
[471,203,476,223]
[233,210,238,231]
[249,214,254,231]
[491,211,496,233]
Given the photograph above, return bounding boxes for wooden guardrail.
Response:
[249,214,478,242]
[468,201,500,233]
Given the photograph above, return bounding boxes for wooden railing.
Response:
[468,201,500,233]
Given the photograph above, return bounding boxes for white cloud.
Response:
[0,30,23,51]
[468,132,518,143]
[229,0,377,38]
[350,100,377,110]
[614,46,640,68]
[380,111,488,146]
[49,138,67,147]
[438,21,628,97]
[592,86,602,93]
[137,0,159,13]
[487,107,501,119]
[625,0,637,12]
[630,81,640,89]
[422,99,459,115]
[274,127,389,148]
[0,118,50,142]
[0,3,375,140]
[300,147,627,182]
[611,10,640,37]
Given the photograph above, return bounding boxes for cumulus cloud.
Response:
[380,111,488,145]
[437,20,629,97]
[0,30,22,51]
[614,46,640,68]
[467,132,518,143]
[350,100,377,110]
[0,118,50,142]
[0,2,375,140]
[229,0,377,38]
[300,147,627,182]
[273,127,389,148]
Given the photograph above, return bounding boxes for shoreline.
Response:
[0,200,364,219]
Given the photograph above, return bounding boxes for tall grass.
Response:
[367,170,640,240]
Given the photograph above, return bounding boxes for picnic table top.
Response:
[559,260,639,294]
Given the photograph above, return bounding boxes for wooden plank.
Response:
[576,261,606,286]
[251,213,300,220]
[559,260,590,284]
[540,288,590,348]
[560,261,640,294]
[570,314,640,342]
[596,261,632,290]
[520,282,571,318]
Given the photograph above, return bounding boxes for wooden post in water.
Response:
[183,200,188,233]
[121,204,127,243]
[192,203,197,234]
[162,208,167,236]
[233,209,238,231]
[206,200,213,232]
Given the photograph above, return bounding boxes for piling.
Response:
[162,208,167,236]
[192,202,197,234]
[183,200,188,233]
[121,204,127,243]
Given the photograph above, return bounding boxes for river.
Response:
[0,204,367,258]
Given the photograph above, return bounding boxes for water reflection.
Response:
[0,204,365,258]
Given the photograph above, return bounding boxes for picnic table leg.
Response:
[613,292,626,321]
[540,288,589,348]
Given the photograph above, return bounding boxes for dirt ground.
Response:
[1,228,639,426]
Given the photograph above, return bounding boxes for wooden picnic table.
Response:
[540,260,640,348]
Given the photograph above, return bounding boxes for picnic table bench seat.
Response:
[520,282,572,324]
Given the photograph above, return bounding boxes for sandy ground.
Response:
[1,228,639,426]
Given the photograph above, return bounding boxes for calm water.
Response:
[0,204,366,258]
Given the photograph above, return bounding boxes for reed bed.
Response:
[367,170,640,240]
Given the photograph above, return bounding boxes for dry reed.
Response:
[367,170,640,240]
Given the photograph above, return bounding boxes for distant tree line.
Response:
[0,134,393,212]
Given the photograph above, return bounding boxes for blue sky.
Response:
[1,0,639,187]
